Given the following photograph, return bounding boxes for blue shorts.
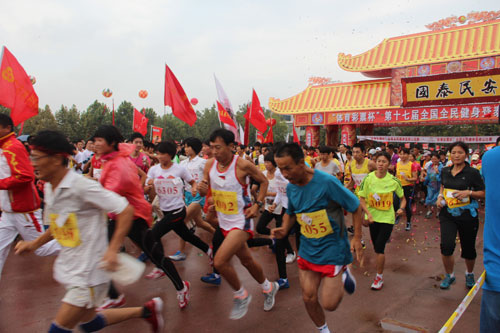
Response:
[185,191,206,207]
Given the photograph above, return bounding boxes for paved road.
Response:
[0,205,485,332]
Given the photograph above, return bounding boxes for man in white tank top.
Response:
[198,129,279,320]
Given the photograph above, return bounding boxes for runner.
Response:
[396,148,418,231]
[15,130,163,333]
[170,137,215,261]
[144,141,212,279]
[357,151,405,290]
[422,153,442,219]
[315,146,341,180]
[436,141,485,290]
[247,152,294,290]
[129,132,151,173]
[0,114,60,283]
[93,125,190,309]
[271,143,363,333]
[197,129,279,320]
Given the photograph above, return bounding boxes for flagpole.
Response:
[112,98,115,126]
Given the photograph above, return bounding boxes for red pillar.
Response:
[340,124,356,147]
[305,126,320,147]
[325,125,339,147]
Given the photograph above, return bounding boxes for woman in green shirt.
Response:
[358,151,405,290]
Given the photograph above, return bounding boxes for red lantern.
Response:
[102,88,112,98]
[266,118,277,126]
[139,90,148,98]
[458,15,467,24]
[190,98,198,105]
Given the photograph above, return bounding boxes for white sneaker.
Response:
[145,267,166,280]
[285,252,297,264]
[371,276,383,290]
[97,294,126,311]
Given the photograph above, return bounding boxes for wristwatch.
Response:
[256,200,264,208]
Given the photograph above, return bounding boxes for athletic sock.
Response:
[79,314,107,332]
[206,247,213,257]
[465,270,473,275]
[376,273,383,279]
[234,287,247,298]
[49,322,72,333]
[261,279,272,292]
[316,323,331,333]
[449,272,455,278]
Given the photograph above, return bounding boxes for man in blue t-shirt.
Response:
[272,143,363,333]
[480,145,500,332]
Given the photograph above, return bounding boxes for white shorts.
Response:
[62,282,109,309]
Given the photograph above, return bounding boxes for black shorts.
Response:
[369,222,394,254]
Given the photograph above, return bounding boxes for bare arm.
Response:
[198,158,215,197]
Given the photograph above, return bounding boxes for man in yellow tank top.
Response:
[396,147,418,231]
[345,143,375,195]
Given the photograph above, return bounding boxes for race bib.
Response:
[93,168,102,181]
[259,164,266,171]
[50,213,81,248]
[368,192,393,211]
[155,179,181,197]
[212,189,238,215]
[443,188,470,209]
[297,209,333,239]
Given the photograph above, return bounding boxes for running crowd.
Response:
[0,111,498,332]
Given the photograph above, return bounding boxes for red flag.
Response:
[133,108,148,136]
[244,104,250,146]
[292,116,299,143]
[151,126,163,143]
[256,130,264,143]
[264,126,273,143]
[0,47,38,126]
[250,89,268,133]
[216,101,236,128]
[164,64,197,126]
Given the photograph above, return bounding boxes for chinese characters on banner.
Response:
[151,126,163,143]
[323,104,499,126]
[357,135,499,144]
[402,68,500,107]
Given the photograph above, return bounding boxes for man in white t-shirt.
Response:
[16,130,163,333]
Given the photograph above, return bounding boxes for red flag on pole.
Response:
[292,116,300,143]
[0,47,38,126]
[250,89,268,133]
[256,130,264,143]
[164,64,197,126]
[264,126,273,143]
[243,104,250,146]
[133,108,148,136]
[216,101,236,128]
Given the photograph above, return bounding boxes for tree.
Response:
[55,105,81,140]
[79,100,112,140]
[22,105,58,135]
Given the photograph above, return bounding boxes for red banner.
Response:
[151,126,163,143]
[133,108,148,136]
[324,104,499,126]
[357,135,499,144]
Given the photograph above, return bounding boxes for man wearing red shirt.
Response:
[0,114,59,282]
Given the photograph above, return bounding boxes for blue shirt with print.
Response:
[286,170,360,265]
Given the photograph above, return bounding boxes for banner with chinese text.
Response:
[357,135,499,144]
[402,68,500,107]
[321,104,498,126]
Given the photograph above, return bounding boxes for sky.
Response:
[1,0,498,116]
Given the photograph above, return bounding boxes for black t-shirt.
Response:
[441,164,485,192]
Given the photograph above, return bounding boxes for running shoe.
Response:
[277,278,289,290]
[97,294,126,311]
[263,281,279,311]
[138,252,149,262]
[177,281,190,309]
[439,274,456,289]
[200,273,221,285]
[285,252,296,264]
[230,293,252,320]
[145,267,166,280]
[361,239,366,249]
[371,276,383,290]
[143,297,164,333]
[169,250,187,261]
[405,222,411,231]
[425,210,433,219]
[342,267,356,295]
[465,273,475,289]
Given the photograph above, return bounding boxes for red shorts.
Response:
[221,227,254,239]
[297,257,346,278]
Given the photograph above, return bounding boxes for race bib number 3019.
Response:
[50,213,81,248]
[297,209,333,239]
[212,190,238,215]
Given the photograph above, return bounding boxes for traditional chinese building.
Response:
[268,15,500,147]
